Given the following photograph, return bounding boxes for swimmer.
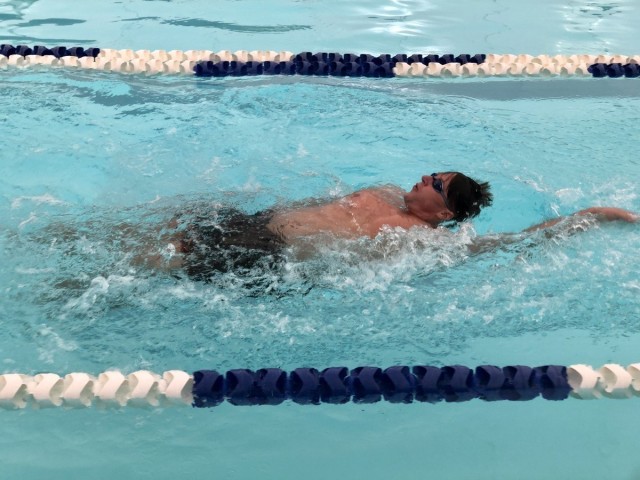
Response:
[266,172,492,241]
[149,171,637,280]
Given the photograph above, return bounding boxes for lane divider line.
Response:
[2,44,638,78]
[2,363,640,409]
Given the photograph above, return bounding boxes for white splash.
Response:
[18,213,38,229]
[36,325,78,364]
[14,267,56,274]
[555,188,583,203]
[297,143,309,157]
[11,194,67,209]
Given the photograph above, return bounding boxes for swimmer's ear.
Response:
[437,209,454,221]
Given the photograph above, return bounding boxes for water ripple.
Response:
[16,17,85,27]
[162,17,311,33]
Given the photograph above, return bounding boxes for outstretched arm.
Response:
[523,207,638,233]
[468,207,638,255]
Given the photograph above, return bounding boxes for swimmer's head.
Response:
[446,172,493,222]
[404,172,492,225]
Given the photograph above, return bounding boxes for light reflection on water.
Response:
[1,0,640,53]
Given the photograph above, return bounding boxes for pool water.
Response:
[1,1,640,479]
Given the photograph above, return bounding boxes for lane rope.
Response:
[1,44,639,78]
[1,363,639,409]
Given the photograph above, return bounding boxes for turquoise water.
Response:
[3,0,640,54]
[1,1,640,479]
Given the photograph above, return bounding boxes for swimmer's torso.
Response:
[266,186,429,242]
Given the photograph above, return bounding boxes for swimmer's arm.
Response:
[523,207,638,232]
[468,207,638,254]
[467,233,520,255]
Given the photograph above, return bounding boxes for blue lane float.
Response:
[587,62,640,78]
[193,60,397,77]
[193,51,486,78]
[0,43,100,58]
[191,364,571,407]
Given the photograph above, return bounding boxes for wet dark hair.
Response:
[445,172,493,222]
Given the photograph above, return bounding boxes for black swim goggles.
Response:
[431,173,452,211]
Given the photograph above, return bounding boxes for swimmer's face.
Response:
[404,172,455,225]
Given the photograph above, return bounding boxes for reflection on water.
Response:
[161,18,311,33]
[558,0,633,52]
[1,0,640,53]
[572,1,626,18]
[0,0,94,44]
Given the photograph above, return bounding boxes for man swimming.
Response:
[266,172,491,240]
[164,171,637,281]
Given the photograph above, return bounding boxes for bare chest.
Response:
[267,191,424,241]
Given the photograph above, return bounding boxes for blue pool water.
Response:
[1,1,640,479]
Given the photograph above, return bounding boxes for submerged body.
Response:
[174,187,414,279]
